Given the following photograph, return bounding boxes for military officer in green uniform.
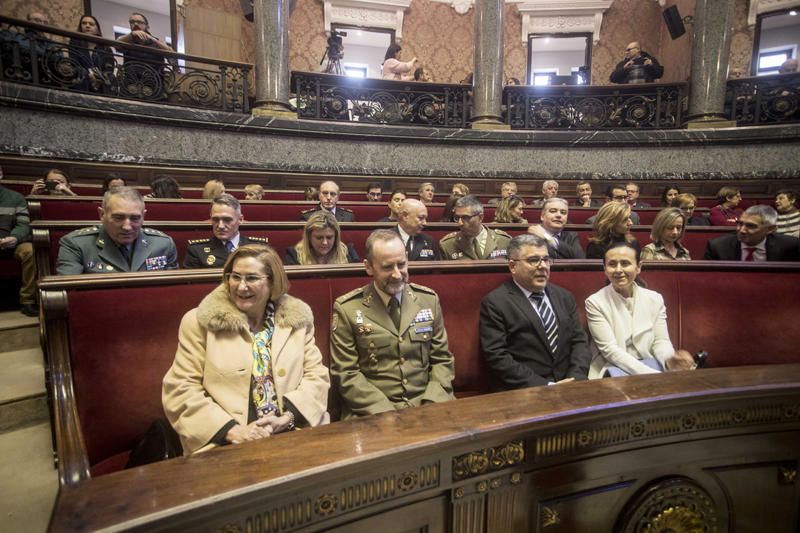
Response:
[183,193,269,268]
[439,195,512,260]
[330,229,455,419]
[56,187,178,275]
[301,180,355,222]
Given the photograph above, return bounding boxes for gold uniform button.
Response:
[423,334,429,340]
[402,378,408,385]
[278,368,286,377]
[369,342,375,348]
[399,357,405,364]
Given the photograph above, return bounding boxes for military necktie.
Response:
[472,238,482,259]
[119,244,132,268]
[530,292,558,353]
[388,296,401,330]
[225,240,235,253]
[405,237,413,257]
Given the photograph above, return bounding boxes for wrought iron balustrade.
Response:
[726,73,800,125]
[0,15,250,113]
[291,71,469,128]
[504,83,685,130]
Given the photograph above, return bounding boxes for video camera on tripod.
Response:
[320,29,347,75]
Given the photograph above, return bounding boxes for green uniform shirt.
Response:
[439,225,511,260]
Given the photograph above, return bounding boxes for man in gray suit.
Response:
[57,187,178,274]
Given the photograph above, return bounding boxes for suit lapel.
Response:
[483,228,496,259]
[96,229,129,272]
[270,322,290,366]
[361,284,397,335]
[455,233,477,259]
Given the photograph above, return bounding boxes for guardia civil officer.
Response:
[56,187,178,274]
[330,229,455,419]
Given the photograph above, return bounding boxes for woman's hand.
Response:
[666,349,696,371]
[225,421,273,444]
[30,179,47,195]
[256,412,294,434]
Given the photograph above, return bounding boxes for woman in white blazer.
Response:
[585,242,696,379]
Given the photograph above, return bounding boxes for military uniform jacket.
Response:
[301,205,355,222]
[439,226,511,261]
[183,234,269,269]
[392,226,439,261]
[330,282,455,419]
[56,226,178,275]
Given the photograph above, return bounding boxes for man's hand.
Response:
[0,236,18,250]
[555,377,575,384]
[54,182,75,195]
[624,60,635,69]
[225,421,273,444]
[578,194,592,207]
[130,30,152,44]
[643,59,653,66]
[666,349,696,371]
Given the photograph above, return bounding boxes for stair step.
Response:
[0,310,39,352]
[0,347,48,432]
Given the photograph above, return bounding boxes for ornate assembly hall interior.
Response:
[0,0,799,531]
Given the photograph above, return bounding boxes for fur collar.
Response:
[196,284,313,333]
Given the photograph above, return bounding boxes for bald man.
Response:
[301,180,355,222]
[610,41,663,84]
[393,199,438,261]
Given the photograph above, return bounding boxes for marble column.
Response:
[252,0,293,117]
[686,0,735,126]
[471,0,508,129]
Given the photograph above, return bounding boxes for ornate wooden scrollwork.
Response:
[452,440,525,481]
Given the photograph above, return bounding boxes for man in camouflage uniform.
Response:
[57,187,178,274]
[183,193,268,268]
[330,229,454,419]
[439,195,511,260]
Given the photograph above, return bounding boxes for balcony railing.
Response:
[726,73,800,125]
[0,15,250,113]
[291,71,469,128]
[504,83,686,130]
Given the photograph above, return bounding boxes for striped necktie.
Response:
[530,292,558,353]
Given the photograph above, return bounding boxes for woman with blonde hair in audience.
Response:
[709,186,743,226]
[284,211,360,265]
[641,208,691,261]
[163,244,330,454]
[452,183,470,196]
[586,201,639,259]
[585,242,697,378]
[147,175,182,199]
[379,190,406,222]
[244,184,264,200]
[203,179,225,200]
[493,195,527,223]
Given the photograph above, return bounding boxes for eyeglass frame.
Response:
[452,212,481,223]
[510,255,552,267]
[225,272,271,286]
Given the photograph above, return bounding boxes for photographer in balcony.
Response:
[382,43,416,81]
[29,169,77,196]
[610,41,663,84]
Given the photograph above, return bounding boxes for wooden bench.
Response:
[39,261,800,486]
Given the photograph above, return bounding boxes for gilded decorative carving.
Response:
[452,440,525,481]
[541,506,560,528]
[778,466,797,485]
[477,481,488,492]
[510,472,522,484]
[216,525,241,533]
[618,477,718,533]
[315,493,338,516]
[646,506,706,532]
[398,470,418,491]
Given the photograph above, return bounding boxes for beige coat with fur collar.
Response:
[163,285,330,454]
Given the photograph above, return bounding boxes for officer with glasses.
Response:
[439,195,511,260]
[479,234,590,390]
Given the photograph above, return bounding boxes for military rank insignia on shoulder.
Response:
[76,226,99,235]
[494,228,512,237]
[409,283,436,295]
[336,286,365,303]
[187,238,211,245]
[301,207,316,215]
[339,207,354,213]
[143,228,169,237]
[249,236,269,243]
[440,232,458,241]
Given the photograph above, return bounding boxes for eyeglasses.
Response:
[625,47,638,51]
[453,213,480,223]
[129,19,146,24]
[226,273,269,286]
[512,256,551,266]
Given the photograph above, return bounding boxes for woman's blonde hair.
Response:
[295,210,349,265]
[202,179,225,200]
[649,207,686,244]
[589,201,634,245]
[452,182,470,196]
[222,244,289,301]
[493,195,526,223]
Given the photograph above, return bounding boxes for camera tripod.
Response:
[320,46,344,76]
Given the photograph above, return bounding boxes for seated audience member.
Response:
[244,184,264,200]
[163,244,330,454]
[488,181,517,206]
[575,181,603,208]
[101,173,126,193]
[382,43,416,81]
[660,185,681,208]
[709,186,743,226]
[393,199,438,261]
[505,77,521,85]
[774,190,799,238]
[480,234,590,390]
[452,183,470,196]
[303,186,317,201]
[366,182,383,202]
[56,187,178,274]
[0,167,37,316]
[626,182,651,208]
[528,197,585,259]
[418,182,435,205]
[704,205,800,261]
[330,230,454,419]
[202,179,225,200]
[414,67,432,82]
[380,190,406,222]
[586,185,641,225]
[586,242,695,378]
[493,195,527,223]
[440,194,461,222]
[184,194,269,268]
[677,193,709,226]
[285,210,359,265]
[301,180,354,222]
[586,201,640,259]
[439,195,511,260]
[609,41,664,84]
[641,208,691,261]
[778,58,798,74]
[532,180,559,207]
[147,175,182,199]
[69,15,115,94]
[30,169,77,196]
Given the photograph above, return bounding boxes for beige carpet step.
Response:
[0,347,48,433]
[0,310,39,352]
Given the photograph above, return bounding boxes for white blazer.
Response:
[585,284,675,379]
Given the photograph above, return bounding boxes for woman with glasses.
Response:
[676,193,709,226]
[585,242,696,378]
[641,208,691,261]
[586,201,639,259]
[284,210,360,265]
[163,244,330,455]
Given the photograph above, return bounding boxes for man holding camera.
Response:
[610,41,663,84]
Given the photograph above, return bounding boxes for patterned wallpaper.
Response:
[2,0,83,32]
[658,0,694,83]
[183,0,256,64]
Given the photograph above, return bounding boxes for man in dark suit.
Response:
[527,198,585,259]
[184,193,269,268]
[704,205,800,261]
[479,234,591,390]
[393,199,438,261]
[301,180,354,222]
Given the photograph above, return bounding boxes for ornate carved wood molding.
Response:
[747,0,800,28]
[321,0,412,40]
[429,0,524,16]
[516,0,614,44]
